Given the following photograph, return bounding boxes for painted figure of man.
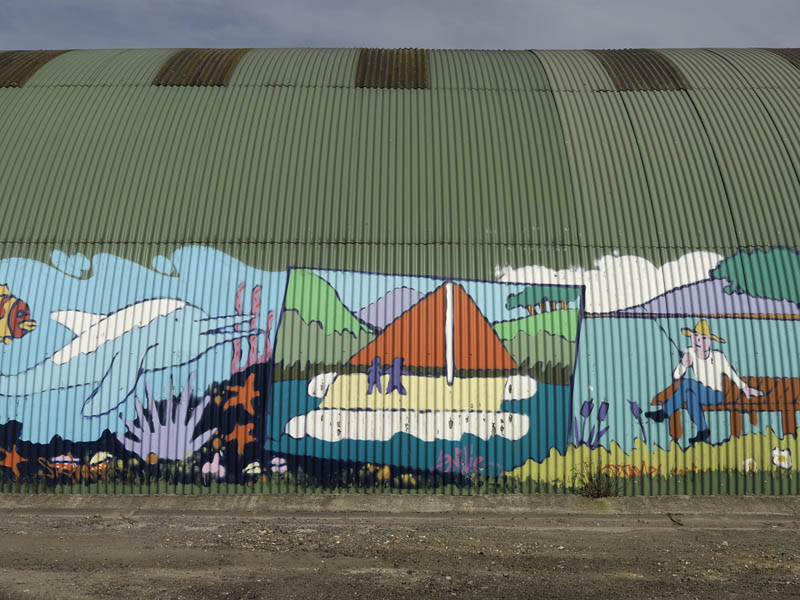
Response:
[367,356,383,395]
[385,357,407,395]
[645,320,762,444]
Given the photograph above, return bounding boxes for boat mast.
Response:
[445,282,454,385]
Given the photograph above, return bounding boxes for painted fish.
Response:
[0,284,36,344]
[50,453,80,475]
[51,453,79,465]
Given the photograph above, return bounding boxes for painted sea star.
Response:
[224,373,260,416]
[0,444,27,478]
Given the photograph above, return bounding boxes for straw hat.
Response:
[681,319,725,343]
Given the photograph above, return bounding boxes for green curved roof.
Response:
[1,48,799,275]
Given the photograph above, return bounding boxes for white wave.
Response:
[285,409,530,442]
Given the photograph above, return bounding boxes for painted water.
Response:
[0,246,286,444]
[266,380,571,474]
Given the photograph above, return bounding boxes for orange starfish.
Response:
[225,423,257,455]
[0,444,27,478]
[224,373,259,415]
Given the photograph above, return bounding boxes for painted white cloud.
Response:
[496,251,723,314]
[285,409,529,442]
[307,372,338,399]
[502,375,537,401]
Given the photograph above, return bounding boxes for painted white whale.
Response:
[0,299,258,417]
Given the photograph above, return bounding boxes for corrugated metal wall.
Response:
[1,48,800,494]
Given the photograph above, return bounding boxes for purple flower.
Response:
[580,401,594,418]
[627,399,642,420]
[598,402,609,422]
[271,457,288,474]
[627,400,648,444]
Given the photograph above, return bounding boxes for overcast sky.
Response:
[1,0,799,50]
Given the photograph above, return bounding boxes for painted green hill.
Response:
[503,330,575,370]
[275,309,375,367]
[493,309,578,342]
[284,269,372,336]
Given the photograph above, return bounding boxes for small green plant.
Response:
[573,463,619,498]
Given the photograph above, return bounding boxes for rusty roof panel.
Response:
[152,48,251,86]
[589,49,689,91]
[0,50,69,87]
[355,48,428,89]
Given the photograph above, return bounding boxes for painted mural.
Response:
[1,245,799,493]
[268,269,579,478]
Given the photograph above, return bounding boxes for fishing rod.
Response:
[639,306,683,357]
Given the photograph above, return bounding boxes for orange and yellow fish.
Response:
[0,284,36,344]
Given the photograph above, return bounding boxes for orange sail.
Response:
[349,283,517,372]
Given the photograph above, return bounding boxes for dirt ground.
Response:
[1,495,799,599]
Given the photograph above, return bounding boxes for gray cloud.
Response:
[1,0,799,50]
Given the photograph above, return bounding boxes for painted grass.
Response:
[508,429,800,487]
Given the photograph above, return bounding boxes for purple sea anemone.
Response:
[116,372,216,461]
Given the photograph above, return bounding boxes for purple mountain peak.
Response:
[624,278,800,317]
[356,287,424,330]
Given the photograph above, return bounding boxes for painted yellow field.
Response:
[321,374,507,411]
[508,429,800,485]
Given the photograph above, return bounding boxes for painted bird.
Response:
[0,284,36,344]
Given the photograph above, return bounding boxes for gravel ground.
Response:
[1,496,799,599]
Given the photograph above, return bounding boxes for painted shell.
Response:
[742,458,758,473]
[89,451,113,465]
[243,461,262,475]
[772,447,792,470]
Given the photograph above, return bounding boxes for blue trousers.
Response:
[661,379,724,433]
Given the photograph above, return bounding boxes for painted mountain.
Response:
[274,310,375,371]
[274,269,375,378]
[283,269,373,336]
[622,278,800,317]
[355,286,424,330]
[493,309,580,385]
